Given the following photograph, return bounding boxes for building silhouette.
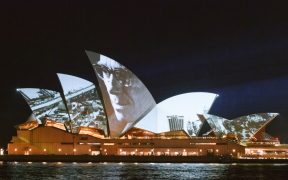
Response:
[167,115,184,131]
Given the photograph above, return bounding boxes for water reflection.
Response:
[0,162,288,179]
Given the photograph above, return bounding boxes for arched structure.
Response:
[17,88,70,124]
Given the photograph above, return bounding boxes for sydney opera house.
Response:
[7,51,288,159]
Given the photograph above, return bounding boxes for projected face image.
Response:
[96,59,137,122]
[86,51,156,137]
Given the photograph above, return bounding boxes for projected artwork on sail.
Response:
[86,51,156,137]
[57,73,108,135]
[203,113,279,141]
[17,88,70,123]
[149,92,218,135]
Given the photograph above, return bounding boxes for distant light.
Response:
[232,149,236,153]
[58,148,62,152]
[43,149,47,152]
[103,143,115,145]
[29,148,32,152]
[73,149,77,152]
[0,148,4,155]
[14,148,17,152]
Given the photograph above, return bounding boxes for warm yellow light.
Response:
[73,149,77,152]
[232,149,236,153]
[58,148,62,152]
[183,149,186,152]
[199,149,202,152]
[120,149,122,152]
[14,148,17,152]
[29,148,32,152]
[43,149,47,152]
[88,149,91,152]
[216,149,219,152]
[104,149,107,152]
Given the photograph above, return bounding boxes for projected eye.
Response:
[113,69,132,86]
[96,65,108,79]
[96,66,132,86]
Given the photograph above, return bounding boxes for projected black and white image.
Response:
[204,113,279,141]
[17,88,70,123]
[152,92,219,135]
[57,73,108,135]
[86,51,156,137]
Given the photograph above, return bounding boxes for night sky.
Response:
[1,0,288,148]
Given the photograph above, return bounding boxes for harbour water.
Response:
[1,162,288,179]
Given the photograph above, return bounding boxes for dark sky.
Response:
[1,0,288,147]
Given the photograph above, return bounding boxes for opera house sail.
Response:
[139,92,219,135]
[85,51,157,137]
[57,73,108,136]
[17,88,70,125]
[202,113,279,142]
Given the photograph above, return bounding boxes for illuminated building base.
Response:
[8,125,244,157]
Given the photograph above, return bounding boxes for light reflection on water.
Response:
[0,162,288,179]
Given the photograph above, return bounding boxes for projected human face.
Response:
[86,51,156,136]
[96,59,139,123]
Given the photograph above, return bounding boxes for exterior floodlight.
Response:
[0,148,4,155]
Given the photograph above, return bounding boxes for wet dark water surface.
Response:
[0,162,288,179]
